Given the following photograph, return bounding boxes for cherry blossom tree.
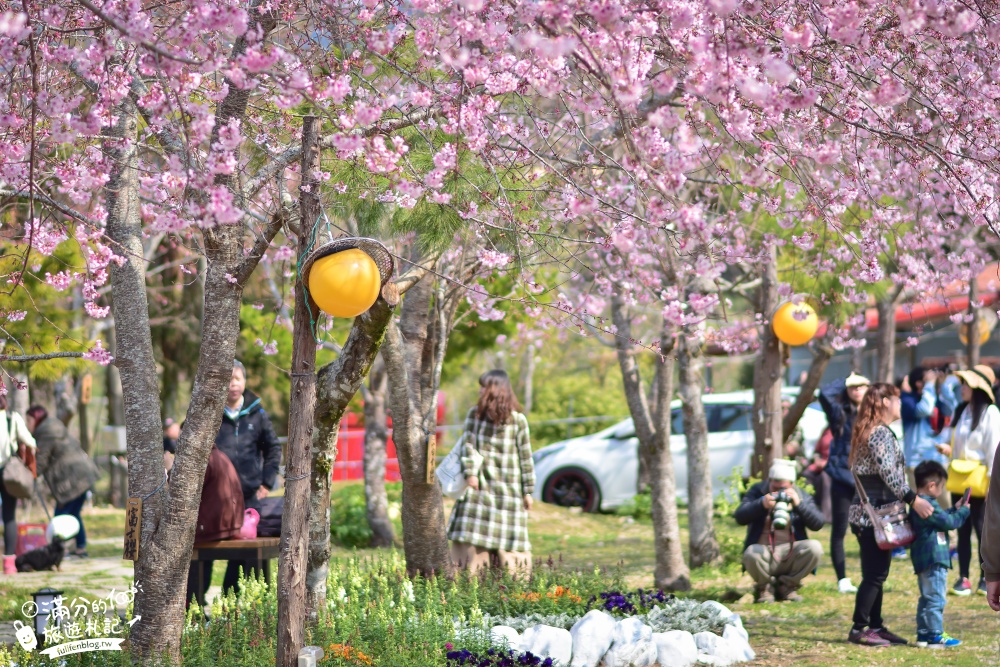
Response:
[7,0,1000,660]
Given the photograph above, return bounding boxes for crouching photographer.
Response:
[735,459,826,603]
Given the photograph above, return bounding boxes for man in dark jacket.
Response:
[216,360,282,511]
[214,360,282,593]
[735,459,825,603]
[185,446,244,607]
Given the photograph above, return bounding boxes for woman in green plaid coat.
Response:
[448,369,535,575]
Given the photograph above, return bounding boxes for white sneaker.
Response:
[838,578,858,594]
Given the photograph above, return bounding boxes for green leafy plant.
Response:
[614,491,652,520]
[330,482,402,548]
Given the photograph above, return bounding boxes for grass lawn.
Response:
[524,502,1000,667]
[5,488,999,665]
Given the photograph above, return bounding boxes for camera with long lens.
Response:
[771,490,793,530]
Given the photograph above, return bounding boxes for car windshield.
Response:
[610,405,754,439]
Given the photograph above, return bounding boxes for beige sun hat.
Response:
[953,364,996,403]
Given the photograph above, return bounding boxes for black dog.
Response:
[16,536,65,572]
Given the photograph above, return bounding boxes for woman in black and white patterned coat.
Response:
[448,369,534,576]
[846,383,934,647]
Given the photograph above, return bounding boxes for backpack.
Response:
[257,496,283,537]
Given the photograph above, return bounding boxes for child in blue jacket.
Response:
[909,460,971,648]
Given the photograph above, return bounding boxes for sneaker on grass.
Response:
[916,633,961,649]
[837,578,858,594]
[873,627,907,645]
[951,577,972,596]
[848,628,890,647]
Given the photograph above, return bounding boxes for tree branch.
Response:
[234,197,295,284]
[75,0,202,65]
[242,109,438,201]
[0,351,86,362]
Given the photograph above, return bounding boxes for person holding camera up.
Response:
[819,372,869,594]
[734,459,825,603]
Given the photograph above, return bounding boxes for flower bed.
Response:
[0,553,755,667]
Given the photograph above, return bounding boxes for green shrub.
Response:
[614,491,652,520]
[330,482,402,548]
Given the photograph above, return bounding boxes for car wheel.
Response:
[543,467,602,513]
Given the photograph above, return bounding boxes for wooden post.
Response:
[277,116,320,667]
[78,374,92,454]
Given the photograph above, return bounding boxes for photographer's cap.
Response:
[845,373,870,388]
[769,459,797,483]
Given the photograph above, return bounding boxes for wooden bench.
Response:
[190,537,280,605]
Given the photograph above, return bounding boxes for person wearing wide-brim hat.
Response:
[937,365,1000,596]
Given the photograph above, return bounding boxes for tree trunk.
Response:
[678,327,720,568]
[363,356,395,548]
[277,117,320,667]
[382,275,452,576]
[782,332,834,443]
[54,373,76,426]
[126,7,280,660]
[103,82,178,661]
[752,244,784,479]
[307,298,396,618]
[522,347,535,415]
[610,294,690,590]
[9,370,29,415]
[875,298,897,383]
[968,278,981,368]
[105,326,126,426]
[851,345,863,375]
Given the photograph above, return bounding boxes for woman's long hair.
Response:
[26,404,48,426]
[967,387,993,431]
[834,389,860,437]
[849,383,900,468]
[476,369,520,425]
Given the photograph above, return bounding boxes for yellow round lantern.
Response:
[307,248,381,318]
[772,301,819,346]
[959,315,994,346]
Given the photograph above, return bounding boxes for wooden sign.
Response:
[425,433,437,484]
[123,497,142,561]
[80,374,92,404]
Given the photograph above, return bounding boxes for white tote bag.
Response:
[436,434,482,499]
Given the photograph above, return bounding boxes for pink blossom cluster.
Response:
[3,0,1000,361]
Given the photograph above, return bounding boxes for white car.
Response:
[531,389,829,512]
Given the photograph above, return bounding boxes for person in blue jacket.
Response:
[901,368,949,501]
[819,372,869,594]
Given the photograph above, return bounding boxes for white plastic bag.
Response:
[436,435,482,499]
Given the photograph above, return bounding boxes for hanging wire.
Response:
[297,214,325,343]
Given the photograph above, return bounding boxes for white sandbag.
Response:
[603,617,657,667]
[652,630,698,667]
[569,610,616,667]
[519,624,573,666]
